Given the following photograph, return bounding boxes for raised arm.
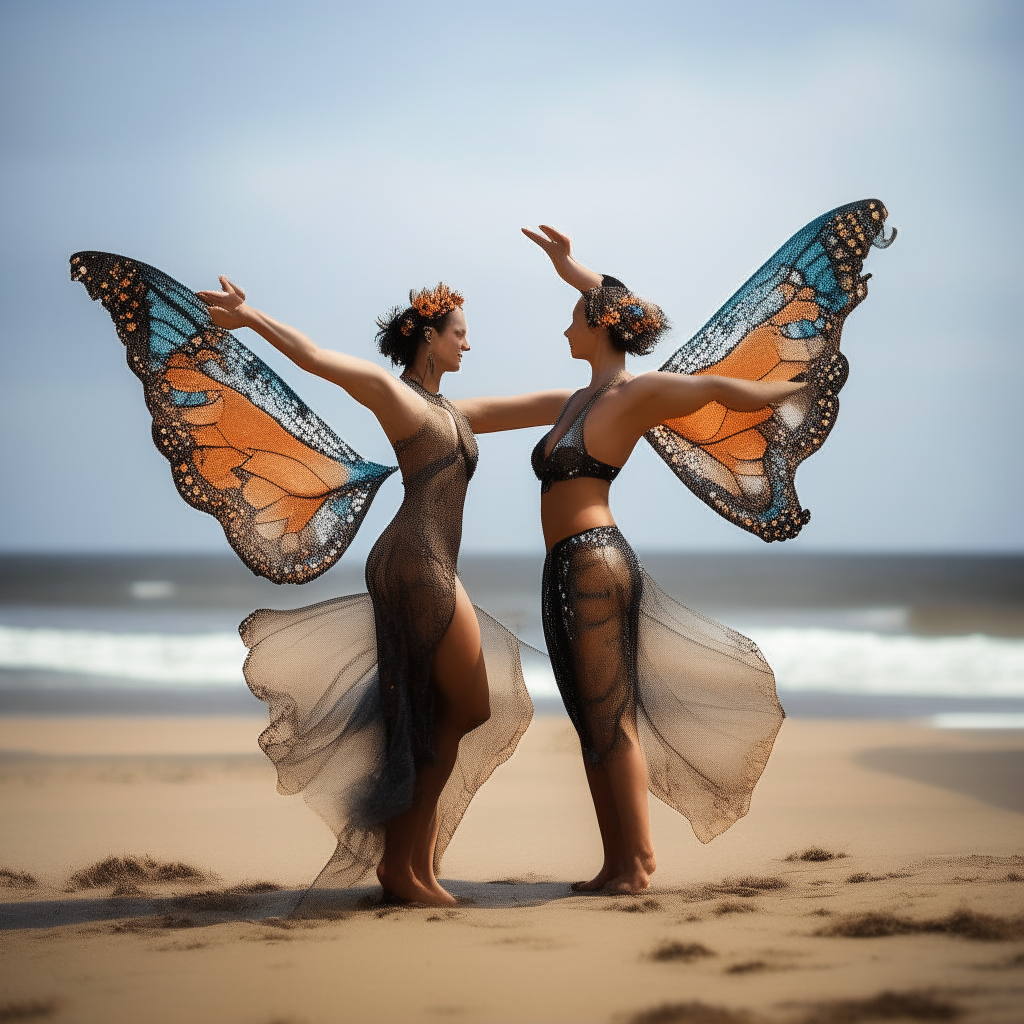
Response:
[452,390,572,434]
[197,277,425,441]
[521,225,603,292]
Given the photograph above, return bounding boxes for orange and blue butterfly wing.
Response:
[70,251,396,582]
[647,199,894,542]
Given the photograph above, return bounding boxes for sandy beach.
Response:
[1,714,1023,1023]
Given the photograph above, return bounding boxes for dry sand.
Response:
[1,714,1023,1023]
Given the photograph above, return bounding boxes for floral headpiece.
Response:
[397,282,465,335]
[583,279,669,355]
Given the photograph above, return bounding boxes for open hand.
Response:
[521,224,573,263]
[196,276,251,330]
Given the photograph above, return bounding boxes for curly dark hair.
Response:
[375,283,464,368]
[583,274,670,356]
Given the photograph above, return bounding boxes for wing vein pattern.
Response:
[647,198,894,542]
[71,251,397,582]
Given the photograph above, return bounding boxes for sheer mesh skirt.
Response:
[542,526,784,843]
[240,593,533,897]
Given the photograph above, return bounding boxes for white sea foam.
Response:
[746,627,1024,697]
[929,713,1024,729]
[0,625,246,687]
[1,624,1023,700]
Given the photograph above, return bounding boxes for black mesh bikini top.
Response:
[531,375,624,495]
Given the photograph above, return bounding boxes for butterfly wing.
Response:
[647,199,895,542]
[71,251,397,583]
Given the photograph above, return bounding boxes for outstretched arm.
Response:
[616,373,806,436]
[452,390,572,434]
[521,225,603,292]
[197,277,424,440]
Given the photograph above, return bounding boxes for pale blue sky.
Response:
[1,0,1021,554]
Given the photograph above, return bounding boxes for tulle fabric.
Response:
[542,526,784,843]
[241,596,532,897]
[241,379,533,905]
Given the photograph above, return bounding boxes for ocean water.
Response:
[1,553,1022,721]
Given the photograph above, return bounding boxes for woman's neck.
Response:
[402,360,442,394]
[586,349,627,390]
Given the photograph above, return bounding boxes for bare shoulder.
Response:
[613,371,669,404]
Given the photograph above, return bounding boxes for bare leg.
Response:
[599,723,656,894]
[572,760,620,891]
[377,581,489,906]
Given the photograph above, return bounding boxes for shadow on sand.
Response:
[0,879,575,931]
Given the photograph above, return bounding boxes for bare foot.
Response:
[571,863,614,892]
[601,852,656,895]
[377,863,456,907]
[416,869,458,906]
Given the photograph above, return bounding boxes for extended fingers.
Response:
[521,226,549,247]
[538,224,570,247]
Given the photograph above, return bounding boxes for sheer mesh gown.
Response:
[537,200,894,842]
[70,252,533,899]
[241,382,534,898]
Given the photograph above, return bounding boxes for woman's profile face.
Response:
[564,298,599,360]
[427,307,470,373]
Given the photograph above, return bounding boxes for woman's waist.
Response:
[540,483,617,551]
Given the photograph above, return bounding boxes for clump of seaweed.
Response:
[67,855,207,891]
[0,868,38,889]
[801,989,960,1022]
[785,848,847,863]
[629,1001,750,1024]
[648,941,715,963]
[818,909,1024,941]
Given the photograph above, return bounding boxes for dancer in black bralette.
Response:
[193,276,570,907]
[523,204,892,892]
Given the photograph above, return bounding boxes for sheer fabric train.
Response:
[241,381,534,898]
[542,526,784,843]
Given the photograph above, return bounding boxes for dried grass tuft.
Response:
[230,881,282,894]
[611,898,662,913]
[801,990,960,1022]
[628,1001,750,1024]
[714,900,757,916]
[648,941,715,963]
[67,855,206,891]
[170,890,250,913]
[0,868,38,889]
[725,961,768,975]
[819,909,1024,941]
[785,848,847,863]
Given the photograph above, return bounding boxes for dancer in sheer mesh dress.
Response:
[71,251,570,908]
[196,277,573,907]
[523,200,893,893]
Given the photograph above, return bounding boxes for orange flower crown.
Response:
[376,283,466,365]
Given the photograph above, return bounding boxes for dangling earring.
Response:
[424,330,435,378]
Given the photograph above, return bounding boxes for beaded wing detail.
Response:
[647,199,895,542]
[71,251,397,583]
